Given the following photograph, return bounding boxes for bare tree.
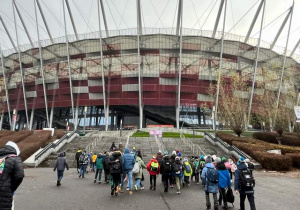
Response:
[210,73,250,137]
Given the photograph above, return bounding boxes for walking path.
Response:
[14,168,300,210]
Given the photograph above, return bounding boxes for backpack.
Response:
[199,161,205,170]
[79,154,85,164]
[173,163,182,175]
[185,164,191,173]
[239,169,255,188]
[162,160,172,173]
[206,168,219,184]
[104,156,110,171]
[132,161,140,174]
[226,188,235,204]
[0,155,16,178]
[194,161,200,172]
[150,161,159,172]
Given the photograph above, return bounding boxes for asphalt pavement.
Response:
[14,168,300,210]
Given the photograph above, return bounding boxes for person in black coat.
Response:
[0,141,24,210]
[53,152,69,186]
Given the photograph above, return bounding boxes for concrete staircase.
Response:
[39,134,97,168]
[190,138,227,157]
[127,137,159,164]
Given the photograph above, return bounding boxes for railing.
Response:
[181,135,206,156]
[204,132,251,159]
[34,129,79,161]
[85,134,103,154]
[154,135,165,152]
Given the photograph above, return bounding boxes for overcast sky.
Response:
[0,0,299,56]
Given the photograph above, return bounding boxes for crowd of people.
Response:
[53,142,257,210]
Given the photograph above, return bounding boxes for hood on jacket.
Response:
[150,158,158,163]
[0,145,18,157]
[124,147,130,154]
[5,141,20,156]
[97,154,103,158]
[59,152,64,157]
[163,155,170,161]
[205,163,215,168]
[112,151,121,157]
[237,162,248,170]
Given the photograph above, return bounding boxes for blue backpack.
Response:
[206,168,219,184]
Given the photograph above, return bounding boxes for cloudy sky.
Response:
[0,0,299,56]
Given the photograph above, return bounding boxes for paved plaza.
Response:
[14,168,300,210]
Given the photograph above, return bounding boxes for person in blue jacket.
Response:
[215,157,231,210]
[201,155,219,210]
[120,147,135,195]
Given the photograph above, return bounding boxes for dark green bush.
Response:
[285,153,300,168]
[253,132,300,146]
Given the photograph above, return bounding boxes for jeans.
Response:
[240,194,256,210]
[95,169,102,181]
[80,165,87,178]
[175,176,182,191]
[135,178,144,188]
[205,192,219,209]
[121,170,133,190]
[57,170,64,181]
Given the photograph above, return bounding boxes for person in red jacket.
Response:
[147,155,160,190]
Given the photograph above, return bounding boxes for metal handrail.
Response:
[34,129,79,161]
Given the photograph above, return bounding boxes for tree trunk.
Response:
[276,137,282,145]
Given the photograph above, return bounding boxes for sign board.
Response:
[149,130,163,137]
[147,125,174,128]
[295,106,300,123]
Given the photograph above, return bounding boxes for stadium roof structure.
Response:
[0,0,299,131]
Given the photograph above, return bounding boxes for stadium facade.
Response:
[0,0,299,131]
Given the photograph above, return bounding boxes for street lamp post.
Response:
[83,106,87,134]
[120,119,123,137]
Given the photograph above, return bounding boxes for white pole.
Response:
[215,0,227,130]
[34,0,49,127]
[247,0,266,129]
[97,0,108,131]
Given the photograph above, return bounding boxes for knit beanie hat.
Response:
[215,157,221,163]
[172,151,176,155]
[153,155,157,159]
[178,153,182,157]
[200,155,204,159]
[164,150,169,155]
[240,157,245,162]
[205,155,212,163]
[183,157,188,162]
[221,157,226,162]
[175,156,180,161]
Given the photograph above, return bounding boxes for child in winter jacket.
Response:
[54,152,69,186]
[172,156,183,194]
[147,155,160,190]
[201,155,219,210]
[183,157,193,186]
[216,157,231,210]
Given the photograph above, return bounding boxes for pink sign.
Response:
[149,130,163,137]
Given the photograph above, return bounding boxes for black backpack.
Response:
[206,168,219,184]
[226,188,235,204]
[162,160,172,173]
[239,169,255,188]
[79,154,85,164]
[173,163,182,174]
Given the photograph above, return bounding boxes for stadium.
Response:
[0,0,299,131]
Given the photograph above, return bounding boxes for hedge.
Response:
[233,141,293,170]
[0,131,15,138]
[55,129,66,139]
[285,153,300,168]
[253,132,300,146]
[18,131,51,161]
[0,130,34,148]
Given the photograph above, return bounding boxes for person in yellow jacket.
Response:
[183,157,193,187]
[91,153,97,172]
